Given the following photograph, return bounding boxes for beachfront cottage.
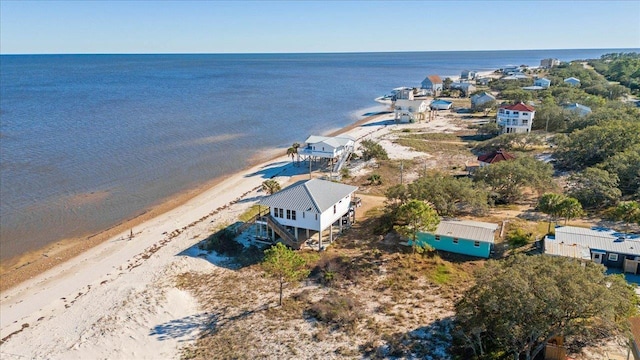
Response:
[460,70,477,81]
[414,220,499,258]
[449,82,476,97]
[476,77,491,86]
[564,77,581,86]
[544,226,640,273]
[470,92,496,109]
[297,135,355,173]
[256,179,358,250]
[421,75,443,96]
[430,99,453,110]
[562,103,592,116]
[394,98,429,123]
[540,58,560,68]
[477,149,516,167]
[496,102,535,134]
[533,77,551,88]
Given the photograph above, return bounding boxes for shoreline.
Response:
[0,108,390,293]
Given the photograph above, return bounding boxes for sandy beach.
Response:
[2,107,443,358]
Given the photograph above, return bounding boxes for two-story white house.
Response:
[298,135,355,160]
[257,179,358,250]
[394,98,429,123]
[496,102,535,134]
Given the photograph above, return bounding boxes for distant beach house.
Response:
[533,77,551,88]
[477,149,516,167]
[460,70,477,81]
[496,102,535,134]
[544,226,640,273]
[564,77,581,86]
[257,179,358,250]
[563,103,592,116]
[502,66,522,75]
[414,220,499,258]
[470,92,496,109]
[298,135,355,160]
[502,73,529,81]
[298,135,355,173]
[449,82,476,97]
[540,58,560,68]
[430,99,453,110]
[394,98,429,123]
[421,75,443,96]
[476,77,491,86]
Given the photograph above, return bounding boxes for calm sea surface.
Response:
[0,49,631,260]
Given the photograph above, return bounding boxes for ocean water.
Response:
[0,49,631,260]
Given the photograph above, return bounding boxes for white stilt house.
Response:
[297,135,355,174]
[256,179,358,250]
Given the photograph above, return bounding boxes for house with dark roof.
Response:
[496,102,535,134]
[421,75,443,96]
[413,219,499,258]
[257,179,358,250]
[477,149,516,167]
[544,226,640,273]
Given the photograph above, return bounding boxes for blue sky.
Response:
[1,1,639,54]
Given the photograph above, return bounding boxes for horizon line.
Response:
[2,47,639,56]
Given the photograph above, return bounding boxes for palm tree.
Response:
[262,179,281,195]
[538,193,564,232]
[613,201,640,232]
[558,197,584,225]
[286,142,301,165]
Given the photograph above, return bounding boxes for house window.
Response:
[522,119,528,125]
[315,214,318,220]
[522,112,528,115]
[302,212,305,219]
[291,211,296,220]
[333,205,336,214]
[513,111,519,115]
[279,208,283,218]
[435,235,440,241]
[608,253,619,262]
[474,241,480,247]
[453,238,459,244]
[286,210,291,219]
[273,208,278,217]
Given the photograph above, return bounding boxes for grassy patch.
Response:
[430,264,451,285]
[394,137,470,155]
[238,204,263,223]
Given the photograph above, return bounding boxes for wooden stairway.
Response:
[265,214,302,249]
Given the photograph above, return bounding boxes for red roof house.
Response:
[477,149,516,167]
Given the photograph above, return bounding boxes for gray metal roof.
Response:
[544,238,591,260]
[259,179,358,213]
[304,135,355,148]
[554,226,640,256]
[435,220,498,243]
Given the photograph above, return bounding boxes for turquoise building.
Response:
[414,220,499,258]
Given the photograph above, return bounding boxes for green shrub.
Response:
[506,228,533,248]
[307,292,361,330]
[199,228,243,256]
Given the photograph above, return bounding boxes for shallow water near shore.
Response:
[0,49,629,261]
